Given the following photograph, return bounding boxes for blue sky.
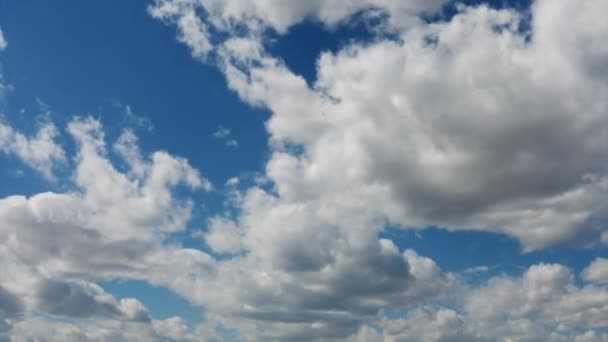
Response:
[1,0,607,341]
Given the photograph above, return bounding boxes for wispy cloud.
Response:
[212,125,238,148]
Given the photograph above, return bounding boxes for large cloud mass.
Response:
[147,0,608,339]
[153,0,608,250]
[1,0,608,340]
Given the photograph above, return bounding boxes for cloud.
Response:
[224,176,239,186]
[582,258,608,285]
[8,315,214,342]
[383,262,608,341]
[0,27,6,51]
[149,0,448,58]
[212,125,239,148]
[158,0,608,250]
[0,119,65,179]
[1,0,606,340]
[145,0,608,338]
[0,116,219,338]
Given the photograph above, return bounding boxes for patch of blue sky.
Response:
[381,227,606,285]
[99,280,204,326]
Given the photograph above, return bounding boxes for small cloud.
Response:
[225,139,238,148]
[225,177,239,186]
[463,265,495,274]
[0,27,7,50]
[213,126,231,139]
[213,125,238,148]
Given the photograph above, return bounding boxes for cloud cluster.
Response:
[149,0,447,58]
[146,0,608,339]
[0,117,217,340]
[2,0,608,340]
[382,263,608,341]
[155,0,608,250]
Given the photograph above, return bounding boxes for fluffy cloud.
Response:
[2,0,608,340]
[0,116,219,339]
[156,0,608,250]
[8,315,213,342]
[582,258,608,285]
[212,125,239,148]
[145,0,608,339]
[382,262,608,341]
[149,0,448,58]
[0,120,65,179]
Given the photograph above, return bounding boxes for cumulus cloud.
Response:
[143,0,608,339]
[0,116,219,338]
[0,119,65,179]
[154,0,608,250]
[382,262,608,341]
[7,315,214,342]
[582,258,608,285]
[2,0,608,340]
[149,0,448,58]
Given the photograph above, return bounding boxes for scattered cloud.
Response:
[212,126,231,139]
[0,116,216,339]
[2,0,608,340]
[158,0,608,250]
[383,262,608,341]
[462,265,494,274]
[212,125,238,148]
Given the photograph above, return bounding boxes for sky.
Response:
[0,0,607,341]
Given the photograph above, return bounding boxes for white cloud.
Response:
[146,0,608,338]
[383,262,608,341]
[582,258,608,285]
[160,0,608,250]
[1,0,606,340]
[224,176,239,186]
[149,0,448,58]
[0,116,219,339]
[0,27,6,51]
[8,315,213,342]
[0,119,65,179]
[203,217,244,254]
